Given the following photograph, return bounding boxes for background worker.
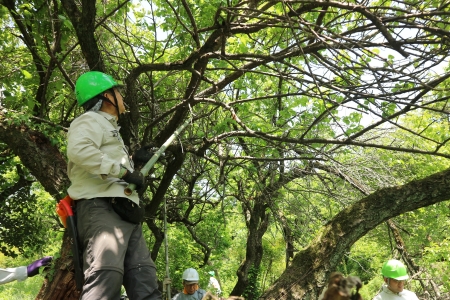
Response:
[372,259,419,300]
[0,256,52,285]
[68,71,161,300]
[207,271,222,296]
[172,268,206,300]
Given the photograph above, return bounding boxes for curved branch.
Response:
[263,167,450,299]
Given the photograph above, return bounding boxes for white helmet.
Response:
[182,268,199,282]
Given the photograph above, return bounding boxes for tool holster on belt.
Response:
[56,195,84,291]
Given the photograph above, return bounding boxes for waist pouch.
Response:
[111,197,145,224]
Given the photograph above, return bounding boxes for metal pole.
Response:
[124,117,192,195]
[164,197,171,300]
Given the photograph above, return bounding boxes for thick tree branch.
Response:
[263,167,450,299]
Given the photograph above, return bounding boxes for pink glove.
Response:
[27,256,53,277]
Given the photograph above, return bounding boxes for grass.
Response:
[0,275,44,300]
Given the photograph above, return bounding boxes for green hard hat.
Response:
[75,71,119,106]
[208,271,215,276]
[381,259,409,280]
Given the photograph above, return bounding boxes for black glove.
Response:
[133,145,158,165]
[121,168,145,189]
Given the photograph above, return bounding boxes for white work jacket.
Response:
[67,111,139,204]
[373,284,419,300]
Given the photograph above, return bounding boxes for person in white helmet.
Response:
[372,259,419,300]
[172,268,206,300]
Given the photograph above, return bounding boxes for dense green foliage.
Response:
[1,0,450,298]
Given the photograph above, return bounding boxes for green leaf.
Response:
[21,70,32,79]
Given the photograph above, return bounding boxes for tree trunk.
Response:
[36,231,81,300]
[0,112,69,199]
[261,168,450,299]
[0,115,79,299]
[230,200,269,298]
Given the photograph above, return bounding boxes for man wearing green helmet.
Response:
[372,259,419,300]
[67,71,161,300]
[207,271,221,296]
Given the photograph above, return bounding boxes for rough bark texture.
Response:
[0,111,78,299]
[261,168,450,299]
[36,232,81,300]
[230,167,308,298]
[231,200,268,298]
[60,0,105,72]
[0,113,69,199]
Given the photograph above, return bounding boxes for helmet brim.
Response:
[393,274,409,280]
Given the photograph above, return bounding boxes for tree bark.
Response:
[36,232,81,300]
[0,110,78,299]
[230,167,307,298]
[261,168,450,299]
[60,0,105,72]
[0,111,69,199]
[231,199,269,298]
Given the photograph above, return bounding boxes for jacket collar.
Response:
[382,284,406,296]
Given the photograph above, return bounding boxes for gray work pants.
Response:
[76,198,162,300]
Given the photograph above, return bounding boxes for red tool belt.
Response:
[56,195,84,291]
